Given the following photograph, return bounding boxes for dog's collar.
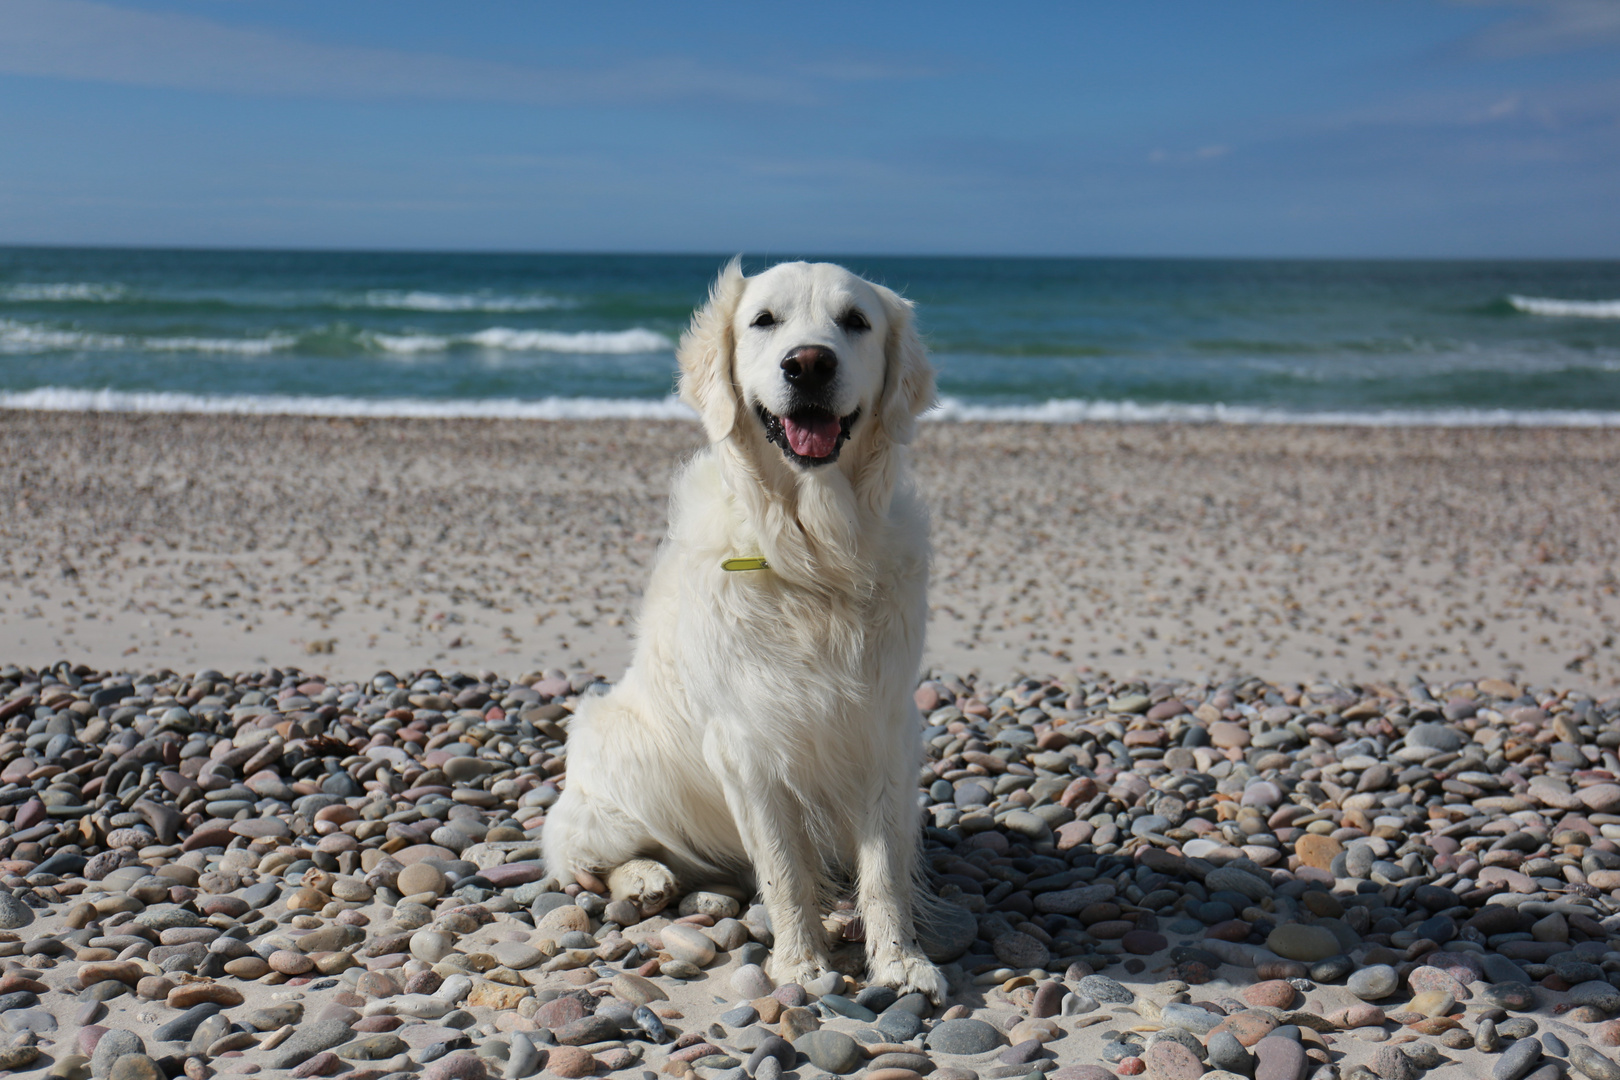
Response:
[721,556,770,572]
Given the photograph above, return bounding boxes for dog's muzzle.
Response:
[756,404,859,466]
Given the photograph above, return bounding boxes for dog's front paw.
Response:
[607,857,678,917]
[769,948,833,989]
[868,951,949,1006]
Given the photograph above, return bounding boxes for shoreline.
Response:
[0,411,1616,694]
[8,391,1620,429]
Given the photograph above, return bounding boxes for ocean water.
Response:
[2,247,1619,425]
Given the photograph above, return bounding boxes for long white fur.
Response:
[542,259,947,1001]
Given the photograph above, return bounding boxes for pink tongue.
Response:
[782,413,840,458]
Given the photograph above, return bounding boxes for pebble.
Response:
[732,963,774,998]
[1573,982,1620,1013]
[1207,1032,1255,1074]
[1348,967,1399,1001]
[271,1018,356,1070]
[1573,1047,1620,1080]
[91,1030,146,1078]
[0,663,1617,1080]
[1266,926,1339,963]
[1244,981,1298,1010]
[661,923,718,967]
[1145,1040,1206,1080]
[0,1046,41,1072]
[108,1056,165,1080]
[748,1035,795,1073]
[929,1019,1006,1055]
[1494,1039,1543,1080]
[0,892,33,930]
[397,863,446,898]
[1481,984,1538,1012]
[1370,1047,1415,1080]
[879,1008,925,1041]
[1407,991,1454,1018]
[424,1053,488,1080]
[1255,1037,1308,1080]
[545,1047,598,1078]
[1078,975,1134,1004]
[795,1030,863,1074]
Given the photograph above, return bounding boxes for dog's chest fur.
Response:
[637,450,927,789]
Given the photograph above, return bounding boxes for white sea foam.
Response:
[0,387,699,420]
[1509,295,1620,319]
[359,290,568,313]
[0,321,126,353]
[0,282,126,302]
[928,396,1620,427]
[4,387,1620,427]
[466,328,672,353]
[368,327,673,354]
[0,319,295,355]
[143,334,298,355]
[367,332,454,354]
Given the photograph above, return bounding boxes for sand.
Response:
[0,412,1616,693]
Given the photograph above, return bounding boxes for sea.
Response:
[3,246,1619,425]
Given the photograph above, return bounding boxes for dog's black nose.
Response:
[781,346,837,391]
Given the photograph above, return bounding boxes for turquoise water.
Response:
[3,247,1619,423]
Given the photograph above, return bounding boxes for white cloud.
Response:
[0,0,812,105]
[1450,0,1620,58]
[1149,145,1232,165]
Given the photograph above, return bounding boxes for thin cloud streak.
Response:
[1449,0,1620,57]
[0,0,815,105]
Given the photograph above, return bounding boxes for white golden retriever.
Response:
[542,259,946,1001]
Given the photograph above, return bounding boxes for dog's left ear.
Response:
[678,257,748,442]
[873,283,936,445]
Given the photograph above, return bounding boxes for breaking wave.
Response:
[5,388,1620,427]
[0,320,295,355]
[367,327,673,354]
[356,290,568,313]
[0,282,127,302]
[0,388,699,420]
[927,396,1620,427]
[1508,295,1620,319]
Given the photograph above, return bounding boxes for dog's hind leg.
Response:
[607,858,680,917]
[542,784,675,912]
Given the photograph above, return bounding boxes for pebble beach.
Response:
[0,412,1618,1080]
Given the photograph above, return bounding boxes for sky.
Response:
[0,0,1617,257]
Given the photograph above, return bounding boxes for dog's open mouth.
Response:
[756,404,858,466]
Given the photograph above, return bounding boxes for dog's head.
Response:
[678,259,935,466]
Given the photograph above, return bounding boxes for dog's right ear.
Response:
[678,257,747,442]
[873,283,936,447]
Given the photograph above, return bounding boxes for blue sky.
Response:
[0,1,1616,256]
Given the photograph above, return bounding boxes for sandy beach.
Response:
[2,410,1620,1080]
[2,412,1616,694]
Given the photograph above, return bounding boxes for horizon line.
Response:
[1,240,1616,264]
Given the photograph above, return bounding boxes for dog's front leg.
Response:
[718,775,832,987]
[857,778,949,1004]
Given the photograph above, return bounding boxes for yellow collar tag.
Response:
[721,556,770,572]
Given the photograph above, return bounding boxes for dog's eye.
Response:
[751,311,776,329]
[838,309,870,332]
